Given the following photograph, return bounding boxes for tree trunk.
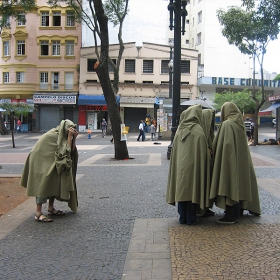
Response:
[10,113,15,148]
[0,113,8,135]
[94,0,129,160]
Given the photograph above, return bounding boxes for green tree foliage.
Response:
[217,3,280,145]
[213,90,258,114]
[274,74,280,81]
[0,0,36,30]
[0,102,34,147]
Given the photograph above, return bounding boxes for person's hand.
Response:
[68,127,78,139]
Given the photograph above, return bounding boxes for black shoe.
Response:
[216,218,237,224]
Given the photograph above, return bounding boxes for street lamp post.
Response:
[168,39,174,99]
[167,0,188,160]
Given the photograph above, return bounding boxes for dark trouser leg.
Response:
[225,203,239,222]
[178,202,186,224]
[178,201,197,225]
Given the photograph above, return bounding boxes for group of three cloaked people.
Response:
[166,102,261,225]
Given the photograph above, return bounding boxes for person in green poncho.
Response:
[210,102,261,224]
[196,108,216,217]
[20,119,79,222]
[166,105,212,225]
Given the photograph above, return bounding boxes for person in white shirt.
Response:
[137,120,145,141]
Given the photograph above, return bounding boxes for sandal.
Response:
[48,208,66,216]
[35,213,53,222]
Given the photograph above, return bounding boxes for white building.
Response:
[186,0,280,108]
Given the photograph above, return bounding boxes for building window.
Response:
[53,12,61,26]
[198,11,202,23]
[16,72,25,83]
[17,40,25,55]
[87,59,97,72]
[17,11,25,26]
[161,60,169,74]
[66,40,74,56]
[125,59,135,73]
[198,53,201,65]
[143,60,153,74]
[52,41,60,56]
[108,59,117,72]
[3,72,9,83]
[192,38,194,47]
[3,41,10,56]
[41,12,50,26]
[65,72,74,90]
[186,39,189,44]
[51,72,59,89]
[181,60,190,74]
[197,32,201,45]
[40,41,49,56]
[66,11,75,27]
[40,72,48,89]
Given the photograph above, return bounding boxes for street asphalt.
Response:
[0,125,280,280]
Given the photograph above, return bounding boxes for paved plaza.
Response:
[0,126,280,280]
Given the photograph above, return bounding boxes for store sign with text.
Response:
[33,95,76,104]
[87,105,107,111]
[211,77,280,88]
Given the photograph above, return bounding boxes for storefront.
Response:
[78,94,120,132]
[33,93,78,132]
[120,97,156,132]
[0,98,34,132]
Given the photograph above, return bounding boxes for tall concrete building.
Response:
[185,0,280,106]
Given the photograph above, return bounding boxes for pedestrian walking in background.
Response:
[150,123,156,141]
[166,105,212,225]
[210,102,261,224]
[244,117,252,141]
[20,119,79,222]
[16,119,22,133]
[137,120,145,141]
[101,118,107,137]
[250,118,255,140]
[87,128,92,139]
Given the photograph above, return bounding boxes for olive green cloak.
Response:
[20,120,78,212]
[209,102,261,215]
[166,105,212,209]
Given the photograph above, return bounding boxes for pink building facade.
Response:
[0,1,81,131]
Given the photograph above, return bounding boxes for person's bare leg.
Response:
[36,204,42,216]
[48,197,55,212]
[48,197,65,215]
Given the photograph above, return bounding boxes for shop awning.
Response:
[259,102,280,116]
[78,94,120,105]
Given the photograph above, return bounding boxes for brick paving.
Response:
[169,224,280,280]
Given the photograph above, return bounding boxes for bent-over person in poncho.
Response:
[20,119,79,222]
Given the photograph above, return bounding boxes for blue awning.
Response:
[259,102,280,115]
[78,94,120,106]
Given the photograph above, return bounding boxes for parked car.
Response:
[272,118,276,128]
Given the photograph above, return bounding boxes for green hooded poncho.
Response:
[209,102,261,215]
[166,105,212,210]
[20,120,79,212]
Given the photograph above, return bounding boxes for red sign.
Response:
[11,99,27,103]
[269,95,280,102]
[87,105,107,111]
